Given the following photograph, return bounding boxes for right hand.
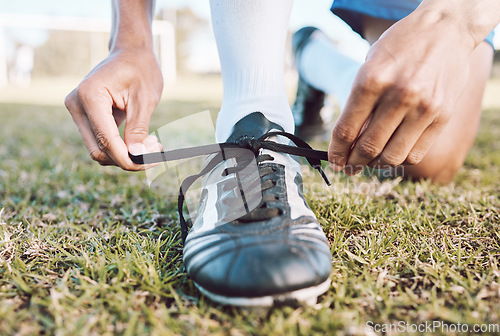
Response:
[327,9,474,175]
[65,47,164,171]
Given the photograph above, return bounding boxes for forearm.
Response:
[110,0,156,51]
[416,0,500,50]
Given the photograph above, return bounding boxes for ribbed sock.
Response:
[210,0,295,142]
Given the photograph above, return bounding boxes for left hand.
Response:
[65,47,163,170]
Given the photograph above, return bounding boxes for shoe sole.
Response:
[195,278,331,307]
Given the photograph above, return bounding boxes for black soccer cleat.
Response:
[182,112,332,307]
[292,26,328,142]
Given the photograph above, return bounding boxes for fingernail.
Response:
[348,168,363,176]
[129,143,147,155]
[344,165,362,176]
[329,163,343,172]
[144,134,159,145]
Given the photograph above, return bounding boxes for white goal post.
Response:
[0,13,176,87]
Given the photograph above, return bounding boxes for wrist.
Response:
[416,0,500,50]
[407,4,476,53]
[110,29,153,52]
[109,0,155,52]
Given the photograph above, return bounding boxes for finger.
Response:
[76,84,142,171]
[143,134,162,152]
[124,93,158,152]
[344,90,410,175]
[328,67,382,172]
[403,119,445,166]
[65,89,115,166]
[365,118,427,170]
[139,135,163,169]
[129,135,161,156]
[369,104,445,168]
[127,135,162,169]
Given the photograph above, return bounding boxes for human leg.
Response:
[211,0,295,142]
[180,0,332,307]
[295,29,362,111]
[291,27,362,143]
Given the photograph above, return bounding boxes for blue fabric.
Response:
[485,30,495,49]
[331,0,495,49]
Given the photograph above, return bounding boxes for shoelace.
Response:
[130,131,331,243]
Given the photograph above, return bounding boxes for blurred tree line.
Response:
[31,6,208,78]
[32,32,107,77]
[169,6,208,74]
[28,9,500,79]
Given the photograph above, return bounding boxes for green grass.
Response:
[0,101,499,336]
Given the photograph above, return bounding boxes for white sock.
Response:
[210,0,295,142]
[298,30,362,111]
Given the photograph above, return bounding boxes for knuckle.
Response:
[433,115,448,128]
[396,83,421,103]
[427,108,451,130]
[358,64,390,89]
[418,100,436,117]
[95,133,111,152]
[76,80,92,97]
[357,140,382,159]
[333,124,358,144]
[127,123,149,138]
[380,152,405,167]
[405,151,425,165]
[76,79,103,103]
[64,91,76,111]
[416,98,443,120]
[364,73,385,90]
[355,74,383,97]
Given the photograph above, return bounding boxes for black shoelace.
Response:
[130,131,331,243]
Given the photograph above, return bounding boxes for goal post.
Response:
[0,13,176,87]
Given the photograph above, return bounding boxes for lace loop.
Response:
[129,131,331,243]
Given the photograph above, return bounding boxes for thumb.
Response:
[124,103,153,154]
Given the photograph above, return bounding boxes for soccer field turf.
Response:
[0,97,499,335]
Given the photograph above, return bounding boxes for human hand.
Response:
[65,47,163,171]
[328,10,476,175]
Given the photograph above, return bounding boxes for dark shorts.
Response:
[331,0,495,49]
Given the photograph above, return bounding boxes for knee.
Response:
[405,163,460,184]
[400,154,465,184]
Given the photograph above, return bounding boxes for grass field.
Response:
[0,78,499,335]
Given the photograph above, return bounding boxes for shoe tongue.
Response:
[226,112,284,143]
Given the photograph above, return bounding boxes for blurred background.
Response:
[0,0,499,107]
